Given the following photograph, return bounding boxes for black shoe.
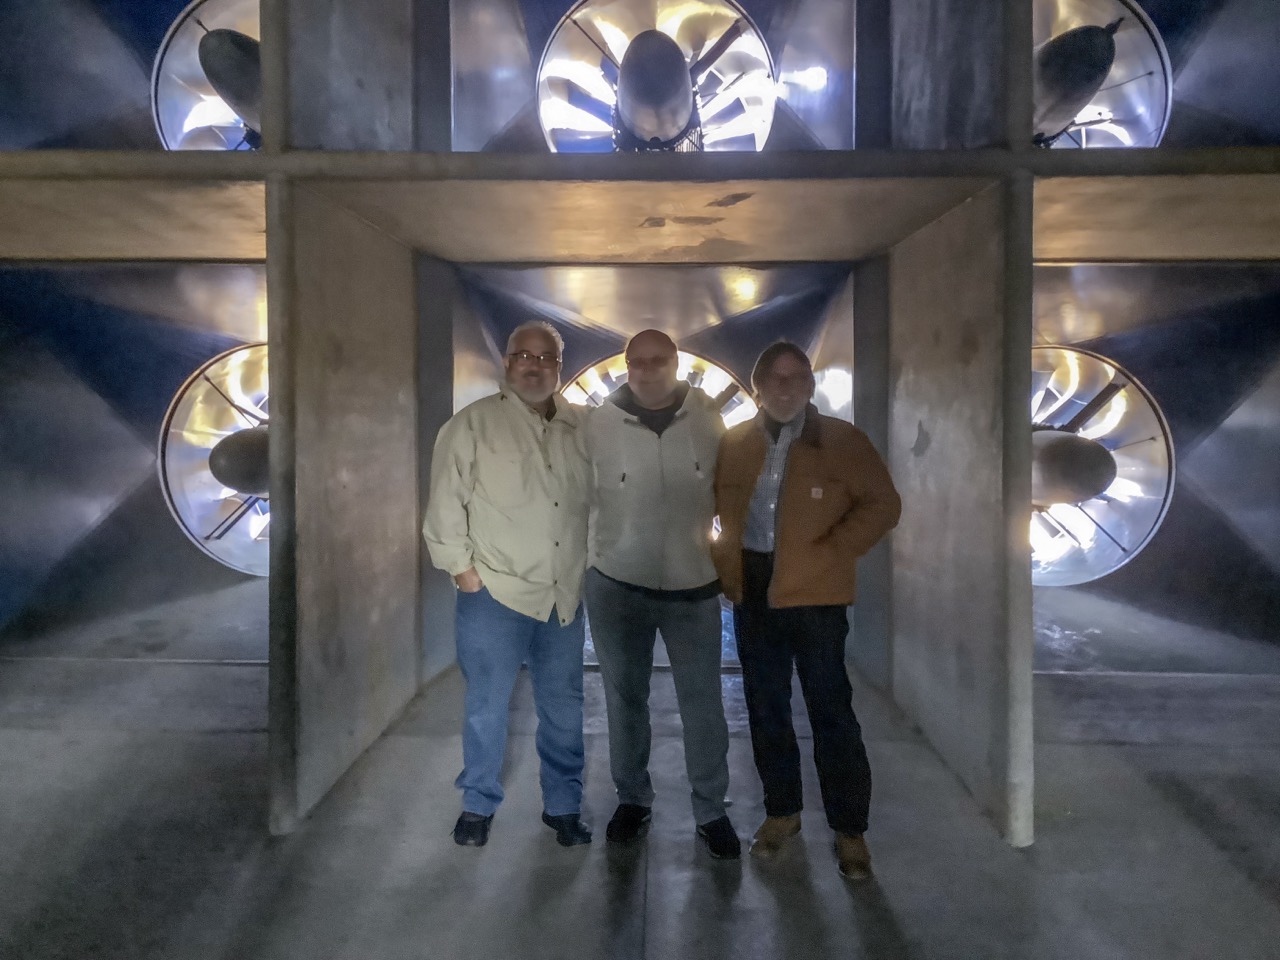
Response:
[542,812,593,847]
[606,803,653,844]
[453,812,493,847]
[696,815,742,860]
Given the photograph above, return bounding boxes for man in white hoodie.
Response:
[584,329,739,859]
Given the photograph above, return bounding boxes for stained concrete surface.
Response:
[3,599,1280,959]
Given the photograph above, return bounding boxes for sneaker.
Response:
[606,803,652,844]
[452,811,493,847]
[749,813,802,859]
[835,832,872,880]
[696,815,742,860]
[542,812,593,847]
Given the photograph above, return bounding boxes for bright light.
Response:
[782,67,827,91]
[731,275,758,301]
[1078,387,1128,440]
[539,98,613,134]
[1103,476,1144,502]
[182,96,241,134]
[542,57,618,105]
[814,367,853,416]
[248,511,271,540]
[589,17,631,66]
[563,384,592,406]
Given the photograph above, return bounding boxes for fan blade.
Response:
[1063,380,1124,433]
[690,18,747,82]
[565,81,615,126]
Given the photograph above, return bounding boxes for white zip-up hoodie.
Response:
[585,384,724,591]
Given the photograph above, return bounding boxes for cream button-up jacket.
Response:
[423,385,589,625]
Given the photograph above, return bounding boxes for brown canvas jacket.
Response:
[712,405,902,607]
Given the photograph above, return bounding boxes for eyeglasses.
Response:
[508,351,561,368]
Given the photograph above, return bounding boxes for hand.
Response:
[454,567,484,593]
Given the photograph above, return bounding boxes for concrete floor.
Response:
[3,587,1280,959]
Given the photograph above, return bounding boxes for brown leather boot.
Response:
[835,832,872,880]
[749,813,802,859]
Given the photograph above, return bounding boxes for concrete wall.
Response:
[417,257,460,682]
[851,256,893,688]
[887,183,1034,844]
[269,186,422,830]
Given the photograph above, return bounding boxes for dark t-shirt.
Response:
[610,382,688,436]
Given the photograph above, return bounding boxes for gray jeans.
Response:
[585,567,730,825]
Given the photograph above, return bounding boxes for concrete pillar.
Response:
[286,0,417,149]
[887,181,1034,845]
[890,0,1007,148]
[417,257,458,681]
[855,0,892,148]
[851,255,893,689]
[268,186,422,832]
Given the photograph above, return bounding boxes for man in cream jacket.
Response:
[584,330,740,859]
[423,321,591,849]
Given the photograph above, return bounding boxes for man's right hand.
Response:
[454,567,484,593]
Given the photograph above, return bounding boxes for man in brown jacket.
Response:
[712,341,901,880]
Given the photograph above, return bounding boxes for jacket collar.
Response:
[499,383,575,425]
[610,381,692,420]
[755,403,822,448]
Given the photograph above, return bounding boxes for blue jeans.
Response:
[454,586,586,818]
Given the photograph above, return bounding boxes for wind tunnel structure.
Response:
[455,0,854,151]
[159,342,270,576]
[0,265,269,640]
[1032,0,1172,148]
[1032,264,1280,671]
[1029,346,1174,587]
[152,0,263,150]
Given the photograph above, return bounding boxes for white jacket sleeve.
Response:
[423,412,477,576]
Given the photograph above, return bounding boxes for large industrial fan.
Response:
[159,343,270,576]
[536,0,777,153]
[152,0,262,150]
[1032,0,1172,148]
[563,350,757,425]
[1030,346,1174,586]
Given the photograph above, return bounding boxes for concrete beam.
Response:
[0,180,265,261]
[318,177,992,262]
[1035,175,1280,261]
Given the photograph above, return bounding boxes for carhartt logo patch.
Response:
[811,487,823,499]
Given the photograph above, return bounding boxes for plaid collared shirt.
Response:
[742,410,806,553]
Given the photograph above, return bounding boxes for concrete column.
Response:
[855,0,892,148]
[887,182,1034,845]
[286,0,417,149]
[268,186,422,831]
[415,0,454,150]
[890,0,1006,148]
[417,257,458,681]
[851,255,893,690]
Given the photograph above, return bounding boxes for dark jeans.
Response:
[734,550,872,835]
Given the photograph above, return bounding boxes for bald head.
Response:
[625,329,680,410]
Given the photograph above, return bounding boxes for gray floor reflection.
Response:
[583,599,739,668]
